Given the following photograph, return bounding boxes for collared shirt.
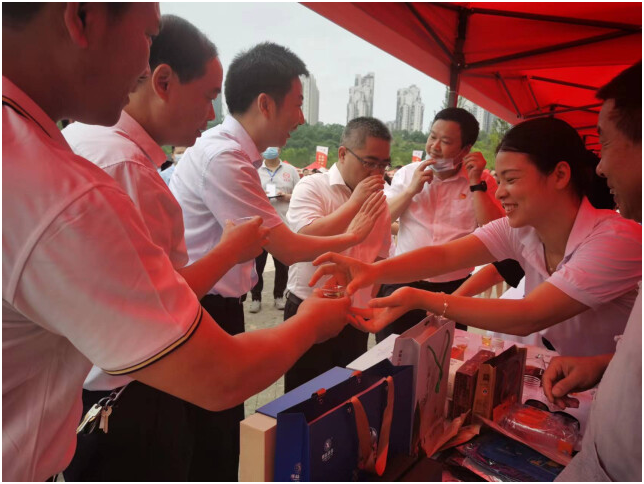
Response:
[474,197,641,356]
[286,165,391,307]
[63,111,190,392]
[556,284,642,482]
[257,159,300,222]
[2,76,202,481]
[170,116,283,297]
[388,162,500,283]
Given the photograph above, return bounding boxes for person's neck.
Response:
[534,196,582,260]
[123,87,166,146]
[264,158,281,169]
[232,112,270,153]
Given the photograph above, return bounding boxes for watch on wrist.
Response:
[469,180,487,192]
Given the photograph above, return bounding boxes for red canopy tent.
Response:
[303,2,641,151]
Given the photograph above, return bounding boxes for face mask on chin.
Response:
[429,157,460,172]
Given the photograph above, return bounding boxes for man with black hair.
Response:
[284,117,392,391]
[62,14,268,481]
[544,61,642,482]
[378,107,504,341]
[3,5,352,481]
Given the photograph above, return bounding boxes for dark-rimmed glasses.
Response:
[345,147,391,172]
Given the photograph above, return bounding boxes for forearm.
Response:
[178,242,237,300]
[269,231,359,266]
[387,190,415,221]
[372,235,494,285]
[472,191,504,226]
[413,290,576,336]
[452,265,504,297]
[298,199,360,237]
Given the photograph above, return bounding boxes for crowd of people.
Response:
[2,3,641,482]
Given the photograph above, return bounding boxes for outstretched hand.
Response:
[221,216,269,264]
[346,190,387,243]
[346,286,424,333]
[309,252,377,296]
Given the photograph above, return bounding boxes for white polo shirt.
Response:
[474,197,641,356]
[286,165,391,308]
[63,111,190,392]
[170,116,283,297]
[257,159,300,222]
[2,76,202,481]
[388,162,500,283]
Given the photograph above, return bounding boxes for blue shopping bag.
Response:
[274,359,414,482]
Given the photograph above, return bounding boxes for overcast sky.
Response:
[161,2,447,131]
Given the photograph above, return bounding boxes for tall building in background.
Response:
[395,85,424,132]
[461,98,497,133]
[347,72,374,122]
[300,74,320,125]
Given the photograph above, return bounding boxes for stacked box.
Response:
[451,349,495,424]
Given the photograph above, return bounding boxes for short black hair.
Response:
[151,15,218,84]
[432,107,480,147]
[596,61,642,144]
[3,3,131,29]
[341,117,392,149]
[224,42,309,114]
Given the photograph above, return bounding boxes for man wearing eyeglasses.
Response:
[377,107,504,341]
[283,117,393,391]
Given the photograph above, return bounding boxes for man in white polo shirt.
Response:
[284,117,392,391]
[249,146,301,313]
[3,5,352,481]
[62,15,267,481]
[379,107,504,340]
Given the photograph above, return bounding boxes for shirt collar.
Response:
[261,159,283,171]
[329,163,350,188]
[221,115,263,168]
[115,110,167,168]
[2,76,70,149]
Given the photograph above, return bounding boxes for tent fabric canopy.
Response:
[303,2,641,150]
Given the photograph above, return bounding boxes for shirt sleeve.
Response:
[287,176,325,233]
[10,184,203,374]
[472,216,519,262]
[548,219,642,308]
[103,158,189,269]
[201,149,283,230]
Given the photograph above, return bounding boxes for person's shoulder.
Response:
[592,208,642,236]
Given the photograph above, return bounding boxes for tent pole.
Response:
[448,8,469,107]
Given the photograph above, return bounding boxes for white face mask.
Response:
[429,157,460,172]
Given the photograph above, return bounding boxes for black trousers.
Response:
[283,293,368,393]
[250,250,289,301]
[63,295,245,482]
[375,277,469,343]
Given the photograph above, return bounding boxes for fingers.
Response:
[418,159,434,171]
[308,263,346,287]
[312,252,347,267]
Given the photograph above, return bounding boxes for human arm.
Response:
[463,152,505,225]
[354,279,589,336]
[452,264,505,297]
[131,292,351,411]
[542,354,613,409]
[387,159,434,221]
[177,217,269,299]
[310,233,497,295]
[298,175,384,236]
[266,190,387,265]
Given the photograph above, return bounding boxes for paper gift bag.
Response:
[392,315,455,455]
[274,359,413,482]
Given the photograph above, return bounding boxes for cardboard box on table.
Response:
[451,349,496,424]
[273,359,414,482]
[239,367,354,482]
[391,315,455,455]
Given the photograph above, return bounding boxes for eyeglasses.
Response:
[345,147,391,172]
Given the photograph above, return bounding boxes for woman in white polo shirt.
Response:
[313,117,642,357]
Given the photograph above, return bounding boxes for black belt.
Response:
[285,290,303,307]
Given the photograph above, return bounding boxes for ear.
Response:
[257,93,275,118]
[63,3,89,48]
[552,161,572,189]
[151,64,174,102]
[338,146,347,163]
